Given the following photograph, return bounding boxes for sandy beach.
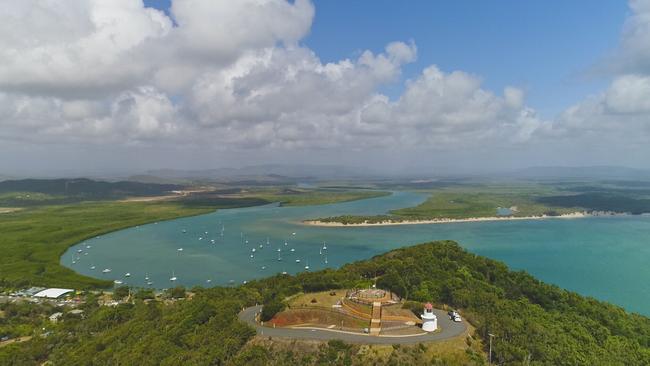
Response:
[302,212,591,227]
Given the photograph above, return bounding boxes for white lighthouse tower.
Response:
[421,303,438,332]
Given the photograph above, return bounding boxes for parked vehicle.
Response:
[448,310,462,322]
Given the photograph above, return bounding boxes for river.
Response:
[62,191,650,315]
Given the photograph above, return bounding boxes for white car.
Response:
[453,314,462,322]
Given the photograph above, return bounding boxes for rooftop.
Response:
[34,288,74,299]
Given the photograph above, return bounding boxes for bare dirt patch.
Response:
[271,308,368,330]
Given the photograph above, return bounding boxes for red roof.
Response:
[424,303,433,310]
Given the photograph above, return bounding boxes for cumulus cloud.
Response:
[0,0,172,96]
[1,0,532,153]
[0,0,647,173]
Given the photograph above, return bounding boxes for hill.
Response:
[1,241,648,365]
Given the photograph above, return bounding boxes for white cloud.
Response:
[605,74,650,113]
[0,0,172,96]
[1,0,648,173]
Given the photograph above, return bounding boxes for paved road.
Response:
[238,305,467,345]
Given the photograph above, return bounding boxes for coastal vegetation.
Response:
[310,182,650,225]
[311,186,578,224]
[244,188,390,207]
[2,241,649,365]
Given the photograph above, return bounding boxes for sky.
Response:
[1,0,650,176]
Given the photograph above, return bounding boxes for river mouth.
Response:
[62,191,650,315]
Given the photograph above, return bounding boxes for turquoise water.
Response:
[62,191,650,315]
[496,207,514,216]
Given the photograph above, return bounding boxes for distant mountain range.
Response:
[3,165,649,184]
[144,164,380,181]
[508,166,650,180]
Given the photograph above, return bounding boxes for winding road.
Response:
[238,305,467,345]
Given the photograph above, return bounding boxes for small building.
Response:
[49,312,63,323]
[13,287,45,297]
[421,303,438,332]
[34,288,74,299]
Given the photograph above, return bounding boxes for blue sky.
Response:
[144,0,629,118]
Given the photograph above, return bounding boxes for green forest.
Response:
[2,241,649,365]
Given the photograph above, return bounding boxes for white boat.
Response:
[146,281,153,286]
[259,244,263,248]
[124,273,131,277]
[284,241,288,246]
[198,237,203,241]
[90,265,96,270]
[295,259,301,263]
[304,261,310,270]
[277,253,282,261]
[182,229,187,233]
[325,256,328,264]
[102,268,111,273]
[282,271,288,275]
[170,272,177,282]
[252,248,256,252]
[292,232,296,236]
[277,248,281,252]
[261,266,266,270]
[177,248,183,252]
[77,249,83,253]
[114,280,123,285]
[206,279,212,283]
[84,252,88,256]
[211,239,215,243]
[250,254,254,258]
[290,248,295,252]
[145,274,149,281]
[86,245,91,249]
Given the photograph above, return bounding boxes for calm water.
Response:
[62,191,650,315]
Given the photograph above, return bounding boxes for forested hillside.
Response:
[2,241,648,365]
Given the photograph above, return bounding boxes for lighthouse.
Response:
[421,303,438,332]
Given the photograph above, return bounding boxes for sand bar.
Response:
[302,212,594,227]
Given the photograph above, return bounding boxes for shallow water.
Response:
[62,191,650,315]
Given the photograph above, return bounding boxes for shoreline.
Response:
[302,211,626,227]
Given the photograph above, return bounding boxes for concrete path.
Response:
[370,301,381,335]
[238,305,467,345]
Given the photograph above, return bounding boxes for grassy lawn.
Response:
[288,290,345,308]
